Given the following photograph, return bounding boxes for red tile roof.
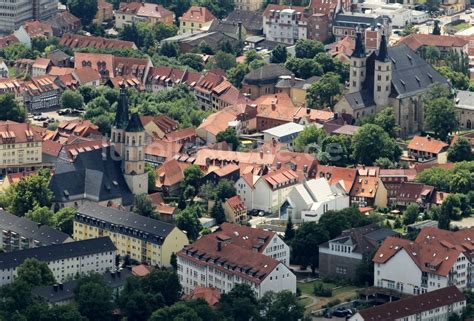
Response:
[225,196,247,213]
[22,20,53,38]
[263,4,306,17]
[144,140,183,159]
[184,287,221,307]
[140,115,178,135]
[397,34,468,51]
[358,286,464,321]
[316,165,357,193]
[155,159,189,188]
[60,33,135,49]
[131,264,152,277]
[395,182,434,204]
[197,109,236,136]
[408,135,449,154]
[118,2,174,19]
[262,168,299,189]
[163,128,197,142]
[181,6,216,23]
[0,121,42,144]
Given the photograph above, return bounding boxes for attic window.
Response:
[64,190,69,196]
[112,180,118,186]
[427,73,433,83]
[400,80,406,87]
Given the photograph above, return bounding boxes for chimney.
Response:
[290,73,295,86]
[217,241,222,251]
[276,161,281,169]
[159,173,165,183]
[271,101,276,110]
[59,283,63,290]
[53,284,59,292]
[427,135,431,141]
[306,107,311,115]
[303,164,308,173]
[259,150,264,158]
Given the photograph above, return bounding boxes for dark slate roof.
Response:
[49,146,134,205]
[0,237,116,269]
[76,202,177,244]
[126,112,144,132]
[376,35,389,62]
[334,13,387,28]
[46,49,71,65]
[113,85,129,130]
[209,20,241,37]
[352,32,365,58]
[343,89,375,110]
[0,211,70,245]
[226,10,263,32]
[384,44,448,98]
[243,64,291,84]
[32,269,132,303]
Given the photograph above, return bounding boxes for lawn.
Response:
[298,297,312,307]
[452,22,470,31]
[297,280,360,311]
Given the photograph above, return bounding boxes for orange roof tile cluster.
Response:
[293,106,334,123]
[262,168,299,189]
[194,148,276,168]
[48,66,74,76]
[197,109,236,136]
[57,119,101,137]
[131,264,152,277]
[6,171,39,185]
[316,165,357,193]
[329,36,355,62]
[274,150,318,180]
[22,20,53,38]
[397,34,468,51]
[163,128,197,143]
[140,115,178,135]
[73,66,102,84]
[0,121,42,144]
[118,2,174,19]
[32,58,51,70]
[375,227,474,277]
[225,196,247,213]
[155,159,190,188]
[408,135,449,154]
[144,140,183,159]
[212,163,240,177]
[148,192,177,216]
[350,169,380,199]
[63,140,110,160]
[184,287,221,307]
[178,230,281,284]
[0,35,19,49]
[262,4,306,17]
[395,182,435,203]
[181,6,216,23]
[146,66,201,87]
[60,33,135,49]
[379,168,417,181]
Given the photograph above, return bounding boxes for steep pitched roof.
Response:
[181,6,216,23]
[397,33,468,51]
[408,135,448,154]
[316,165,357,193]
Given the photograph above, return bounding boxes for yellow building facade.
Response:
[74,203,189,267]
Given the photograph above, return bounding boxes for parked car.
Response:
[333,308,354,318]
[466,9,472,14]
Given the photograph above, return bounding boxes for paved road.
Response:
[28,111,82,127]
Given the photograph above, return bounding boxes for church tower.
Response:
[349,30,366,93]
[111,83,129,158]
[110,83,148,195]
[373,34,391,108]
[123,112,148,195]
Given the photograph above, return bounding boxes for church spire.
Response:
[376,34,389,62]
[113,82,129,129]
[352,29,365,58]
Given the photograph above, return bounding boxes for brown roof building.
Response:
[179,6,216,35]
[407,135,449,163]
[61,33,136,50]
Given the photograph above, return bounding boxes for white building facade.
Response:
[263,8,307,45]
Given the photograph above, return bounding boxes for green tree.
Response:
[3,43,33,61]
[306,72,343,108]
[176,205,202,241]
[211,51,236,70]
[424,96,458,141]
[67,0,98,25]
[295,39,324,58]
[448,137,473,162]
[216,127,240,151]
[54,207,76,235]
[198,41,214,55]
[374,157,396,169]
[179,53,204,71]
[294,124,327,153]
[0,93,26,122]
[145,162,157,193]
[271,44,288,63]
[284,216,295,242]
[170,252,177,270]
[438,203,452,230]
[16,258,55,287]
[322,134,353,166]
[216,179,237,201]
[181,165,203,198]
[401,23,418,36]
[228,63,249,88]
[352,124,401,165]
[219,284,258,321]
[60,90,84,110]
[285,57,322,79]
[92,114,113,135]
[4,172,53,216]
[160,42,179,58]
[150,299,218,321]
[211,199,226,224]
[25,205,54,226]
[355,250,375,286]
[133,194,156,217]
[374,108,399,138]
[403,203,420,225]
[76,281,113,321]
[435,66,469,90]
[259,291,305,321]
[196,0,234,19]
[291,222,329,272]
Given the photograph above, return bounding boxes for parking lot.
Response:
[28,110,83,127]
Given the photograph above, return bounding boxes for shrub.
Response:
[313,283,333,297]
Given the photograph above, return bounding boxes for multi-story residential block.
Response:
[0,121,42,175]
[263,5,307,45]
[0,210,72,252]
[140,115,178,140]
[115,2,174,29]
[374,227,474,295]
[319,224,397,281]
[0,0,58,35]
[0,237,116,286]
[407,135,449,164]
[280,178,350,223]
[179,6,215,35]
[177,224,295,297]
[349,167,388,208]
[350,286,465,321]
[74,202,189,267]
[23,75,61,110]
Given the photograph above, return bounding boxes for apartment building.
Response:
[74,203,189,267]
[373,227,474,295]
[0,210,72,252]
[0,237,116,286]
[179,6,215,35]
[350,286,465,321]
[177,226,295,298]
[0,0,58,34]
[0,121,42,175]
[115,2,174,29]
[263,5,307,45]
